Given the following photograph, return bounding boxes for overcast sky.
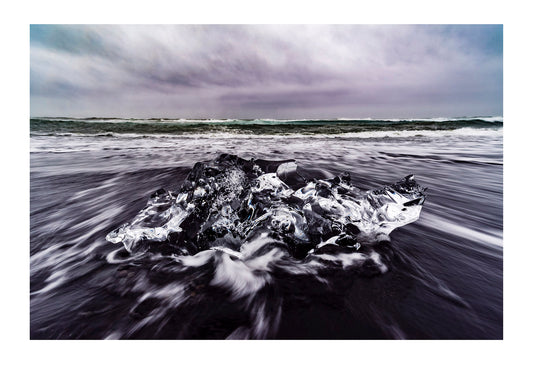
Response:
[30,24,503,119]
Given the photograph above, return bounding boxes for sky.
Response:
[30,24,503,119]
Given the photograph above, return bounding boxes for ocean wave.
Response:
[30,116,503,137]
[30,127,503,142]
[335,116,503,122]
[33,116,504,123]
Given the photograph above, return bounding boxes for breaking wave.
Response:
[30,116,502,137]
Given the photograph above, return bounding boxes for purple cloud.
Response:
[30,25,503,118]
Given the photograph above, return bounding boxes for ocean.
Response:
[30,117,503,339]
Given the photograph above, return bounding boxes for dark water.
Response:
[30,118,503,339]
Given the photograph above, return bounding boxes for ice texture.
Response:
[106,154,426,259]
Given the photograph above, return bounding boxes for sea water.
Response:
[30,117,503,339]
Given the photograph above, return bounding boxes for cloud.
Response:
[30,25,503,118]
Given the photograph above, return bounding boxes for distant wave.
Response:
[29,128,503,142]
[30,117,503,137]
[335,116,503,123]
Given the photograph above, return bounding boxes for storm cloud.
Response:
[30,24,503,118]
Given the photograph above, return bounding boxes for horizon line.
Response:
[30,115,504,121]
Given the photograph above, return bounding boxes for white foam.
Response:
[210,252,271,299]
[30,126,503,150]
[423,212,503,250]
[313,251,366,268]
[337,116,503,122]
